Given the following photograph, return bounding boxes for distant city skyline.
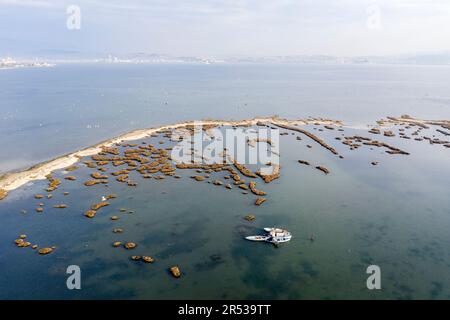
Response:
[1,0,450,58]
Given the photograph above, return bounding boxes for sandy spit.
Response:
[0,117,341,195]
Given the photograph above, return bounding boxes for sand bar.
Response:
[0,117,341,196]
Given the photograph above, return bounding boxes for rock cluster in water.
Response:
[4,116,449,278]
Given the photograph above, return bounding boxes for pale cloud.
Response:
[0,0,54,6]
[0,0,449,57]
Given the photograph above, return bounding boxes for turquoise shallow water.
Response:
[0,123,449,299]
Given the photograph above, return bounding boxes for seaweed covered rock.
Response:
[124,242,137,250]
[91,202,110,211]
[255,197,267,206]
[142,256,155,263]
[238,184,249,190]
[91,172,108,180]
[170,266,182,278]
[38,247,54,255]
[233,162,258,178]
[249,181,267,196]
[84,179,108,186]
[46,177,61,192]
[257,164,280,183]
[0,189,7,200]
[315,166,330,175]
[85,210,97,218]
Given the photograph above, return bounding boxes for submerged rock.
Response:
[34,194,44,199]
[127,180,138,187]
[64,176,77,181]
[110,216,120,221]
[244,214,256,221]
[113,228,124,233]
[53,204,68,209]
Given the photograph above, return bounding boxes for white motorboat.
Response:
[246,228,292,244]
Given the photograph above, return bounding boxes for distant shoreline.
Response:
[0,63,55,71]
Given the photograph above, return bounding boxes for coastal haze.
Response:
[1,0,450,301]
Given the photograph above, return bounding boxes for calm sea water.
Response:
[1,63,450,173]
[0,64,449,299]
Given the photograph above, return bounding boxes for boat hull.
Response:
[245,235,270,241]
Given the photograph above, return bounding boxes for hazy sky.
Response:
[1,0,449,57]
